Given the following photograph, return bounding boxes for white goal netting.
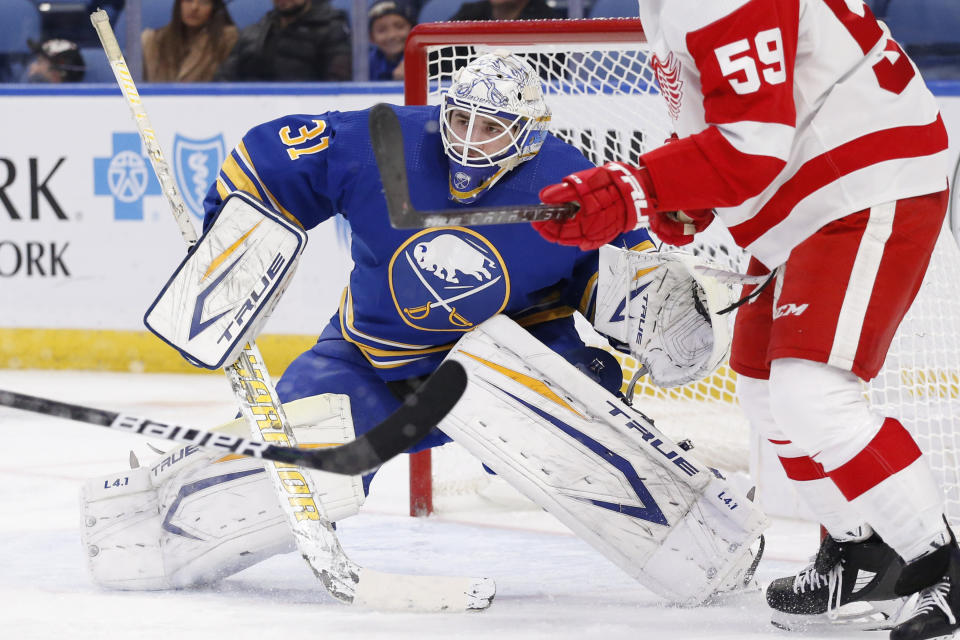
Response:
[409,23,960,524]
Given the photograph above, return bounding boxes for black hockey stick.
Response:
[0,360,466,476]
[369,102,578,229]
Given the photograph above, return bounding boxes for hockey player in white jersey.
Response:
[535,2,953,638]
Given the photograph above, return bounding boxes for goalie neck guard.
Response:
[440,51,550,204]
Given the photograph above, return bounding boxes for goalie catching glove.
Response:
[594,246,731,388]
[536,162,712,249]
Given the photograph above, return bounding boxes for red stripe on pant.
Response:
[827,417,922,500]
[778,453,827,481]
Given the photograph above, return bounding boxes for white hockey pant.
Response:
[741,358,946,561]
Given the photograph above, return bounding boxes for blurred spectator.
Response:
[368,0,416,81]
[34,1,125,48]
[445,0,563,81]
[22,38,86,83]
[402,0,429,19]
[215,0,351,82]
[450,0,563,21]
[142,0,239,82]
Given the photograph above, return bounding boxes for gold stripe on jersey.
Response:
[337,286,578,370]
[214,143,302,229]
[230,148,271,203]
[235,142,301,227]
[338,289,455,368]
[220,152,265,203]
[340,288,434,350]
[339,328,437,369]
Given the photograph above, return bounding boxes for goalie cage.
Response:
[402,18,960,527]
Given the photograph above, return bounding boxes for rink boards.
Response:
[0,83,958,372]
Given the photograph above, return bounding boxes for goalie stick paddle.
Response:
[0,360,466,476]
[369,102,578,229]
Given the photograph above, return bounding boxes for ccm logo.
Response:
[774,302,808,319]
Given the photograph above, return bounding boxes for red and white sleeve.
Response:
[642,0,802,211]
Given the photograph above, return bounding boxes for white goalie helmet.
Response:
[440,50,551,203]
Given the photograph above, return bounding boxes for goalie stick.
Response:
[370,103,578,229]
[0,361,463,476]
[89,11,494,612]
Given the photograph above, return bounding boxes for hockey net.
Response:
[403,18,960,524]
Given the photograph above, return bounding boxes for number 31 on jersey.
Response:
[279,119,330,160]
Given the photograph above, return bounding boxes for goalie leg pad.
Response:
[82,451,292,590]
[81,393,364,590]
[443,315,768,603]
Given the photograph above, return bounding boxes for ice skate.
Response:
[890,540,960,640]
[767,534,905,631]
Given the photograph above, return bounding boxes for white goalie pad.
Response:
[443,315,768,604]
[594,245,732,387]
[144,191,307,369]
[81,393,363,590]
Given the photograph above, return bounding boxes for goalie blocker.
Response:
[441,315,767,603]
[145,192,307,369]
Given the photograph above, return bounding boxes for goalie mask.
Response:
[440,51,551,204]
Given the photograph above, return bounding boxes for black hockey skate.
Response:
[767,533,905,631]
[890,537,960,640]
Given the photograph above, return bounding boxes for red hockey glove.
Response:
[642,133,715,245]
[535,162,656,251]
[647,208,714,246]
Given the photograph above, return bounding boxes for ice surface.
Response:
[0,370,883,639]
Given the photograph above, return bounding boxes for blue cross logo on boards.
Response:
[173,134,225,220]
[94,132,162,219]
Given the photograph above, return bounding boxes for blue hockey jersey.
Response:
[203,105,652,380]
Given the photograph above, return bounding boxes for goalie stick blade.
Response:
[369,102,419,229]
[368,103,577,229]
[0,360,467,476]
[265,359,468,474]
[354,569,496,612]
